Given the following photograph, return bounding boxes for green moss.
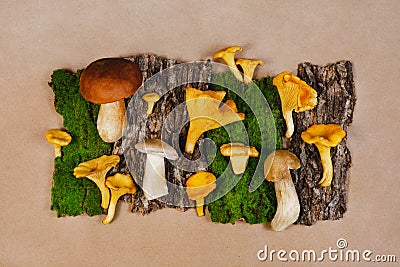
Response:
[206,72,285,224]
[50,70,112,217]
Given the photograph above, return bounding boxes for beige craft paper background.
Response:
[1,1,399,266]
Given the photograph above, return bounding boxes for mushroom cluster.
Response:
[73,155,138,224]
[213,46,264,84]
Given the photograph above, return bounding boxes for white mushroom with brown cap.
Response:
[220,142,259,174]
[264,150,301,231]
[135,139,179,200]
[80,58,143,143]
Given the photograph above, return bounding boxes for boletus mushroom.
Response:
[235,58,264,85]
[220,142,259,174]
[80,58,143,143]
[301,124,346,187]
[213,45,244,82]
[103,173,137,224]
[264,150,301,231]
[186,171,217,217]
[142,92,160,115]
[135,139,178,200]
[73,155,120,209]
[185,87,245,154]
[45,129,72,158]
[273,71,318,138]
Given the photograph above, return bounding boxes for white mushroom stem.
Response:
[97,99,126,143]
[230,155,250,175]
[271,171,300,231]
[142,154,169,200]
[283,110,294,138]
[146,102,155,115]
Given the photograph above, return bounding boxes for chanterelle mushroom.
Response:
[135,139,178,200]
[220,143,259,174]
[186,171,217,217]
[80,58,143,143]
[45,129,72,158]
[273,71,318,138]
[103,173,137,224]
[301,124,346,187]
[142,92,160,115]
[73,155,120,209]
[213,46,244,82]
[264,150,300,231]
[235,58,264,85]
[185,87,245,154]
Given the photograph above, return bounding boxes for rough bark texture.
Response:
[109,54,212,214]
[289,60,356,225]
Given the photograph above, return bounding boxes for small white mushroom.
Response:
[135,139,178,200]
[142,92,160,115]
[264,150,301,231]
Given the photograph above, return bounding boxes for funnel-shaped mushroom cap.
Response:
[73,155,120,177]
[80,58,142,104]
[186,171,217,200]
[135,139,178,160]
[213,46,243,59]
[264,150,300,182]
[45,129,72,147]
[235,58,265,84]
[301,124,346,147]
[105,173,137,194]
[185,87,245,154]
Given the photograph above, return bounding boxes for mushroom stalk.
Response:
[195,198,205,217]
[315,144,333,187]
[143,154,169,200]
[97,99,126,143]
[54,145,62,158]
[185,121,205,154]
[223,54,243,82]
[102,189,125,224]
[86,170,111,209]
[283,110,295,138]
[271,172,300,231]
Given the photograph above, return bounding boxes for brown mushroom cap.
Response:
[135,139,179,160]
[264,150,300,182]
[301,124,346,147]
[79,58,143,104]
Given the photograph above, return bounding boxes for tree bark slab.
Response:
[110,54,211,214]
[289,60,356,225]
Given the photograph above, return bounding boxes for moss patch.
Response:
[50,70,113,217]
[206,72,286,224]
